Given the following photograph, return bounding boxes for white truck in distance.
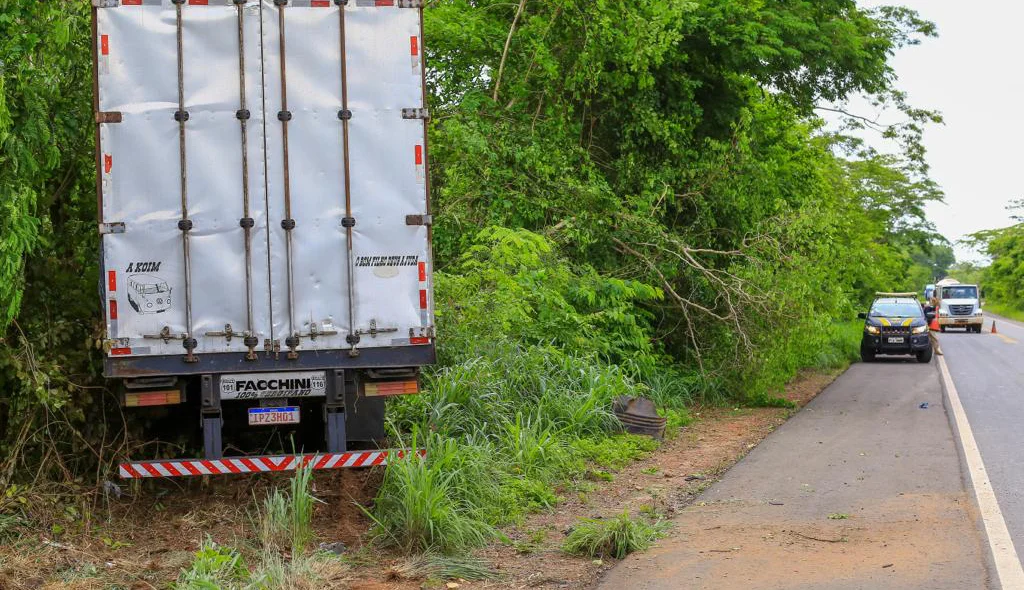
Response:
[934,278,984,333]
[93,0,433,479]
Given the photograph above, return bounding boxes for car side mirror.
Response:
[857,312,867,320]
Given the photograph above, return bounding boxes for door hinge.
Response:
[401,108,430,120]
[99,222,126,235]
[96,111,123,124]
[405,214,432,226]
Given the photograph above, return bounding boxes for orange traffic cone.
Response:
[929,316,940,332]
[992,321,998,334]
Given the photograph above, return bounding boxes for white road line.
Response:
[939,355,1024,589]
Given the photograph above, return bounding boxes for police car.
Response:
[858,293,934,363]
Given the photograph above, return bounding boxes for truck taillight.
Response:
[124,390,182,407]
[363,380,419,397]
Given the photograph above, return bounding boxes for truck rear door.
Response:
[95,0,432,364]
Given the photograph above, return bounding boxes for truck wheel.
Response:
[917,346,933,363]
[860,348,875,363]
[939,325,946,333]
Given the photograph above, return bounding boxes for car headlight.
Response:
[866,325,880,335]
[975,309,984,316]
[912,325,928,334]
[938,310,949,317]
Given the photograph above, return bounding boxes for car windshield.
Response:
[941,286,978,299]
[870,301,921,318]
[140,284,168,294]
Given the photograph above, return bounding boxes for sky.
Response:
[854,0,1024,263]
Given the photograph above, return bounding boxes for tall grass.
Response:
[254,461,317,556]
[367,432,498,554]
[373,343,685,554]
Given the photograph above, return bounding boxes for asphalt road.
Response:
[599,359,989,589]
[938,314,1024,563]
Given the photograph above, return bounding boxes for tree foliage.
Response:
[0,0,948,480]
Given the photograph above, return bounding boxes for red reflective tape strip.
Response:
[188,0,209,4]
[371,452,387,466]
[419,289,428,309]
[104,154,112,174]
[222,460,242,474]
[410,337,430,345]
[410,35,418,56]
[418,261,426,282]
[201,460,221,474]
[311,0,331,5]
[123,0,143,5]
[377,0,395,6]
[110,347,132,356]
[415,145,423,166]
[101,35,109,56]
[108,271,117,292]
[240,458,260,473]
[313,454,332,469]
[163,463,182,477]
[109,300,118,320]
[142,463,163,478]
[261,456,285,471]
[351,453,369,467]
[182,462,203,476]
[122,463,143,479]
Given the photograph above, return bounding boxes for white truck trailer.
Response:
[92,0,433,478]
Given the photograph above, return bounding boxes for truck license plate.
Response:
[248,406,300,426]
[955,319,968,324]
[887,337,904,344]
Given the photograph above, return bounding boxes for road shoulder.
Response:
[599,361,989,590]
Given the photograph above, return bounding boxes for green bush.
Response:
[572,435,660,471]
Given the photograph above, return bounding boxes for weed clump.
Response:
[174,537,249,589]
[562,511,669,559]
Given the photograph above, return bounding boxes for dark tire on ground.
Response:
[861,348,875,363]
[917,346,933,363]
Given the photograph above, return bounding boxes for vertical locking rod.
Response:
[235,0,258,361]
[276,1,300,360]
[174,0,198,363]
[337,1,359,357]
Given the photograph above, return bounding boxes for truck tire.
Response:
[939,325,946,333]
[917,346,933,363]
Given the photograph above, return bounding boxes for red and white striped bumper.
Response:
[118,449,422,479]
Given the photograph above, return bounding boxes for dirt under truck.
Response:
[92,0,433,479]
